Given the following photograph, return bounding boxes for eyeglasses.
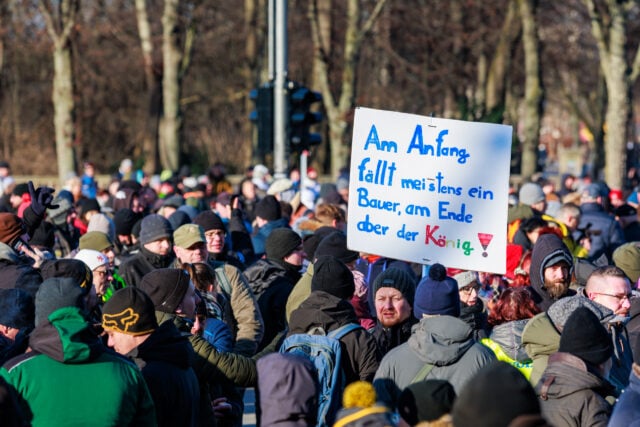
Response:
[593,292,632,302]
[94,269,112,277]
[460,285,479,294]
[205,231,225,241]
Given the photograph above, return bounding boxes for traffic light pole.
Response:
[272,0,288,179]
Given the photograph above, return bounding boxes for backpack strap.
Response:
[328,323,362,340]
[211,261,233,297]
[410,363,435,384]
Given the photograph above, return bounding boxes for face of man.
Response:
[174,242,208,263]
[106,330,140,355]
[459,283,479,307]
[92,265,112,298]
[283,245,305,267]
[102,246,116,268]
[587,275,632,317]
[144,238,172,256]
[177,281,200,319]
[543,262,571,299]
[204,229,225,255]
[375,287,412,328]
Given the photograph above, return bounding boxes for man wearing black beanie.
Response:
[536,307,616,426]
[243,228,304,351]
[288,255,380,384]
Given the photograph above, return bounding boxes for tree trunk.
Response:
[135,0,159,174]
[486,1,519,114]
[308,0,388,178]
[517,0,542,179]
[39,0,79,185]
[159,0,182,172]
[583,0,640,189]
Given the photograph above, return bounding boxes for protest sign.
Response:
[347,107,512,273]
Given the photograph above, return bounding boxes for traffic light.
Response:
[288,81,323,152]
[249,83,274,154]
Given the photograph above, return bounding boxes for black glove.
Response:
[28,181,58,217]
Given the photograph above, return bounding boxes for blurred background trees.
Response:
[1,0,639,189]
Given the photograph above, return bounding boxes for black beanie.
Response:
[102,287,159,336]
[302,226,337,260]
[138,268,191,314]
[255,195,281,221]
[373,267,417,308]
[452,361,540,427]
[193,210,226,232]
[311,255,355,300]
[113,208,139,236]
[139,214,173,245]
[29,221,56,250]
[315,231,358,264]
[40,259,93,290]
[265,228,302,260]
[398,380,456,424]
[559,306,613,366]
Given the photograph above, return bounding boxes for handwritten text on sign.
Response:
[346,107,512,273]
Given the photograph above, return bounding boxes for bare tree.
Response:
[39,0,79,184]
[518,0,543,179]
[308,0,388,178]
[583,0,640,188]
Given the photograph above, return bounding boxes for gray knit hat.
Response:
[139,214,173,245]
[519,183,545,206]
[35,277,88,326]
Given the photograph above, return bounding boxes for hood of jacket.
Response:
[288,290,359,334]
[128,319,194,370]
[29,306,104,363]
[536,352,615,399]
[530,234,573,300]
[547,294,616,331]
[408,316,474,366]
[489,319,531,362]
[244,258,297,298]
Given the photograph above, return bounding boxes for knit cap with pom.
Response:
[413,263,460,319]
[334,381,394,427]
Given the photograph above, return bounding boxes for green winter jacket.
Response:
[0,307,156,427]
[155,310,257,387]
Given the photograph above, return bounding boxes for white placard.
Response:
[346,107,512,273]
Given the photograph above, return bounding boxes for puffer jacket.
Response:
[0,307,156,426]
[119,246,175,287]
[529,234,575,311]
[288,290,380,384]
[373,315,495,409]
[481,319,533,379]
[536,352,615,427]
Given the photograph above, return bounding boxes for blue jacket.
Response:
[608,365,640,427]
[251,218,289,258]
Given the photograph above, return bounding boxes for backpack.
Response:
[279,323,362,427]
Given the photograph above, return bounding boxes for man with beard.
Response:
[529,233,575,311]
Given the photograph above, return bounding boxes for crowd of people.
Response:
[1,159,640,427]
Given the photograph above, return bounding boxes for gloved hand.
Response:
[28,181,58,217]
